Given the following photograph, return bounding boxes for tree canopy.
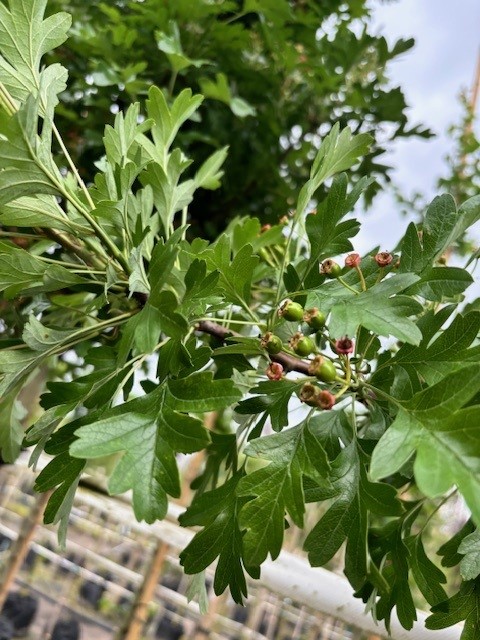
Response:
[45,0,431,234]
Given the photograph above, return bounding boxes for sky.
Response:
[355,0,480,253]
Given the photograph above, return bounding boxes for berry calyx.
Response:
[289,332,315,357]
[374,251,393,267]
[345,253,361,268]
[266,362,284,381]
[335,336,354,355]
[299,383,319,406]
[261,332,283,355]
[308,355,337,382]
[304,307,326,330]
[321,259,342,278]
[278,299,304,322]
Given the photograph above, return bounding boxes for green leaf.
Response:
[22,314,77,352]
[156,21,209,73]
[185,572,209,615]
[219,243,259,305]
[328,273,423,344]
[145,86,203,154]
[235,379,303,431]
[0,194,86,233]
[0,0,71,104]
[179,474,249,604]
[405,267,473,301]
[305,443,401,591]
[459,530,480,581]
[426,579,480,639]
[0,242,85,298]
[399,195,459,275]
[0,389,26,462]
[199,73,256,118]
[391,310,480,384]
[0,348,41,396]
[305,174,370,265]
[70,386,211,522]
[297,124,372,217]
[0,97,62,204]
[194,146,228,190]
[439,520,475,568]
[371,366,480,522]
[168,371,242,413]
[405,535,447,605]
[34,443,86,546]
[237,420,329,566]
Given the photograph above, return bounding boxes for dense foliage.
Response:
[0,1,479,637]
[44,0,431,234]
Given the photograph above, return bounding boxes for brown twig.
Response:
[196,320,310,375]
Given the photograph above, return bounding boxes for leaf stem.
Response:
[337,276,360,295]
[52,124,95,210]
[355,265,367,291]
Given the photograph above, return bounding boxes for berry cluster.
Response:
[260,298,353,411]
[259,251,393,411]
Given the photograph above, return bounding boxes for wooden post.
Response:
[115,540,169,640]
[0,488,52,609]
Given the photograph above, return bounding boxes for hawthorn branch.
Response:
[196,320,310,375]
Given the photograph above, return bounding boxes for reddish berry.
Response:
[318,390,336,410]
[260,224,272,233]
[321,259,342,278]
[374,251,393,267]
[278,299,304,322]
[345,253,361,268]
[335,337,354,355]
[266,362,284,381]
[304,307,326,330]
[261,332,283,355]
[308,356,337,383]
[290,332,315,357]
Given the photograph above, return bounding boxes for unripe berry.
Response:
[308,355,337,383]
[278,299,304,322]
[289,332,315,357]
[266,362,284,381]
[304,307,326,330]
[321,259,342,278]
[335,336,354,355]
[374,251,393,267]
[345,253,361,268]
[261,332,283,355]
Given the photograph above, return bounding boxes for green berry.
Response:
[290,332,315,357]
[279,299,304,322]
[321,259,342,278]
[304,307,326,330]
[308,355,337,382]
[317,360,337,383]
[261,332,283,355]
